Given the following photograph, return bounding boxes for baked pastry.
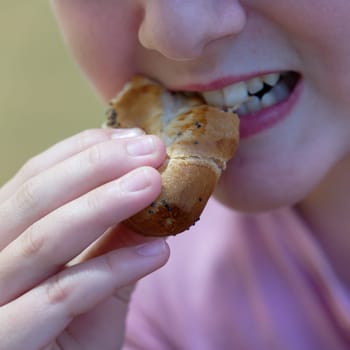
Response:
[105,76,239,236]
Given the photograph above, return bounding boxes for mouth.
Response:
[179,71,301,138]
[202,71,299,115]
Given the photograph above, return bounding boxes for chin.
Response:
[213,185,301,214]
[213,169,313,214]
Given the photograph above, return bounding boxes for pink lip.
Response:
[239,78,302,139]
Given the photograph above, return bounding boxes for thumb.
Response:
[72,223,160,265]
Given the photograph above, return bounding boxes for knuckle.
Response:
[113,285,134,304]
[85,191,100,212]
[78,129,108,149]
[20,225,46,258]
[103,252,117,275]
[46,273,70,306]
[15,179,38,211]
[101,253,132,292]
[18,156,40,180]
[0,205,8,224]
[103,251,129,278]
[84,141,120,175]
[86,143,105,167]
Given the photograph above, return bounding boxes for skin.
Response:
[1,0,350,348]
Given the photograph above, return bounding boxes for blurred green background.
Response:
[0,1,102,185]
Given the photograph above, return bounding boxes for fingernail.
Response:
[110,128,144,139]
[126,136,156,156]
[136,239,167,257]
[120,168,152,192]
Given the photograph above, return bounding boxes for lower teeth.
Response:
[236,72,299,117]
[237,80,291,117]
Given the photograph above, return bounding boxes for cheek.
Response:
[52,1,142,101]
[253,0,350,99]
[214,111,350,213]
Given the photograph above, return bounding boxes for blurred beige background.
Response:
[0,1,103,185]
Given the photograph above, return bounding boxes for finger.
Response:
[0,135,165,248]
[71,224,157,265]
[0,166,162,304]
[0,240,169,350]
[0,128,144,202]
[55,285,135,349]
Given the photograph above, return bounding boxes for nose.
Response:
[138,0,247,61]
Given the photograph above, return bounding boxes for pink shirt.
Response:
[124,199,350,349]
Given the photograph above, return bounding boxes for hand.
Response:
[0,128,169,350]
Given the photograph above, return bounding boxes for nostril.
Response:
[138,22,207,61]
[138,10,207,61]
[138,17,211,61]
[138,0,247,61]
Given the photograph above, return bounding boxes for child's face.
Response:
[52,0,350,211]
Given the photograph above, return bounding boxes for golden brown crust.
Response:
[106,76,240,236]
[124,159,218,236]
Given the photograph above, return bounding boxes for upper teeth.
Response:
[201,72,282,111]
[247,78,264,95]
[263,73,280,86]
